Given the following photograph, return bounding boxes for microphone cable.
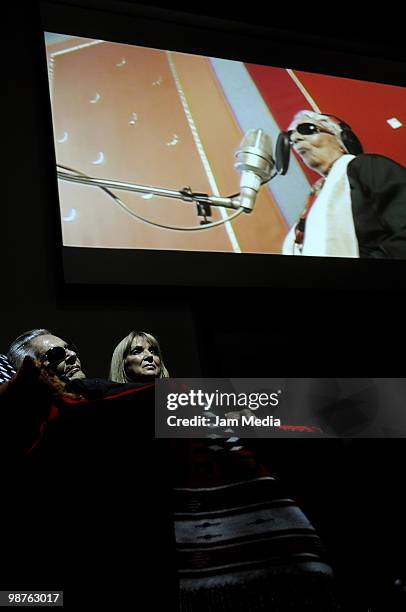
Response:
[57,163,245,232]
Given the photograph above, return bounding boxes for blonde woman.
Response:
[110,331,169,383]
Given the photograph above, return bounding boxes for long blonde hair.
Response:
[109,331,169,383]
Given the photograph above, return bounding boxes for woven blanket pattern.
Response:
[172,441,339,610]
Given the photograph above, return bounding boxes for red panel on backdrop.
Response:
[246,64,405,177]
[245,64,320,184]
[295,71,406,166]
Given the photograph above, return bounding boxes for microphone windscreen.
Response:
[275,132,290,175]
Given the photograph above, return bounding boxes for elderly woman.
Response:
[109,330,169,383]
[282,110,406,258]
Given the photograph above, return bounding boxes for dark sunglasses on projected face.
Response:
[287,123,335,144]
[40,342,80,365]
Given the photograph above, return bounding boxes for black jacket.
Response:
[347,154,406,258]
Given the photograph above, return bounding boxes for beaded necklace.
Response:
[294,176,326,251]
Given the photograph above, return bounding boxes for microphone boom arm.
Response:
[57,170,243,210]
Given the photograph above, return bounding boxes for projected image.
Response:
[45,33,406,259]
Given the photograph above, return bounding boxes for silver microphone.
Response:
[234,129,274,212]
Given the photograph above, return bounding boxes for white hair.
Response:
[288,110,349,153]
[8,328,52,369]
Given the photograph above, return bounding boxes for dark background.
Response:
[4,1,405,610]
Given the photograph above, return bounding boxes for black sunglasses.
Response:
[40,342,79,365]
[287,123,334,144]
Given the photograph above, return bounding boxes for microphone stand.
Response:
[57,169,243,211]
[56,128,277,228]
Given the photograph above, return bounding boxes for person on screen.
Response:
[282,110,406,258]
[8,328,86,383]
[109,330,169,383]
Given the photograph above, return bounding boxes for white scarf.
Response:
[283,154,359,257]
